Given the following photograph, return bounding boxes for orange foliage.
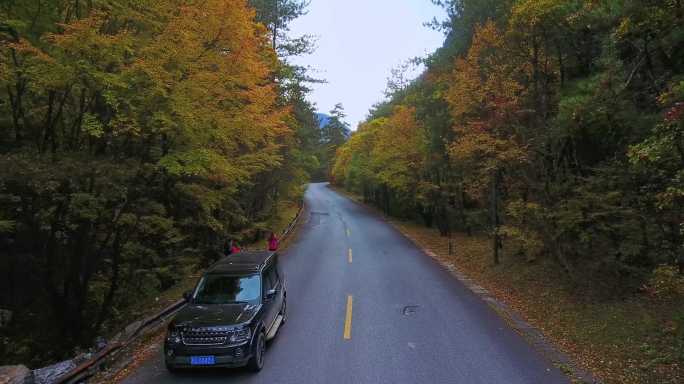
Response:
[446,20,527,192]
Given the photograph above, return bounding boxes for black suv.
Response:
[164,251,287,372]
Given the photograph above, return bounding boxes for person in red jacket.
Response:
[268,232,279,251]
[231,240,241,254]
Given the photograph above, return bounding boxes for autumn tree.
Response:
[446,21,526,264]
[0,0,318,366]
[334,0,683,281]
[250,0,313,55]
[317,103,351,177]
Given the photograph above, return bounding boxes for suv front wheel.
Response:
[247,331,266,372]
[165,361,178,374]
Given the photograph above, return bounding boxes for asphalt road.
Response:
[122,183,568,384]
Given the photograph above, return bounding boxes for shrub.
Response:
[649,265,684,300]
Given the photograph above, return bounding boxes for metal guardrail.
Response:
[280,201,303,240]
[53,202,305,384]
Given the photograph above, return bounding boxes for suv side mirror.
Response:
[264,289,277,300]
[183,290,193,302]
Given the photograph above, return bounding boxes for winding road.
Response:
[122,183,568,384]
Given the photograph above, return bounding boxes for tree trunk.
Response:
[420,204,434,228]
[95,230,122,333]
[382,184,390,215]
[490,170,501,265]
[272,0,278,51]
[6,83,26,145]
[435,201,450,237]
[556,41,565,88]
[42,91,56,153]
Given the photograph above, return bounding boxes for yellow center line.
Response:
[348,248,352,263]
[343,295,353,340]
[346,228,350,237]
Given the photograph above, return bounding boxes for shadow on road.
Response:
[167,368,252,380]
[163,338,283,381]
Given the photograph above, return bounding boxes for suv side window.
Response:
[263,265,276,294]
[271,262,280,286]
[275,257,284,282]
[270,264,280,288]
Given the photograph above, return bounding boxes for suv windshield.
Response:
[192,274,261,304]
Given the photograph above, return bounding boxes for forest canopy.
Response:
[0,0,337,366]
[333,0,683,282]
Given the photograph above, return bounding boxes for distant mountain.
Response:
[316,113,331,128]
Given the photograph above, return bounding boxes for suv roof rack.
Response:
[207,251,277,274]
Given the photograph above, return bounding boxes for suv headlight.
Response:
[229,327,251,345]
[166,328,181,344]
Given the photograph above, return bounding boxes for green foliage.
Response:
[675,310,684,362]
[500,200,545,260]
[249,0,314,55]
[0,219,14,233]
[649,265,684,300]
[315,103,350,180]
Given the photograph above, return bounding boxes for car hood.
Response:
[172,303,261,328]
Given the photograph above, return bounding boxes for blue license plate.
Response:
[190,356,216,365]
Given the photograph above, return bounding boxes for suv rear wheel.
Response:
[280,296,287,324]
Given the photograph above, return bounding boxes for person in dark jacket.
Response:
[224,239,241,256]
[224,239,233,256]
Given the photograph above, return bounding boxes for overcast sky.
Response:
[287,0,446,129]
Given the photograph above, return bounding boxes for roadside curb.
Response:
[407,241,599,384]
[330,185,601,384]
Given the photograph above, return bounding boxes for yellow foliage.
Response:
[132,0,290,182]
[447,21,523,125]
[332,106,426,195]
[649,265,684,300]
[446,20,527,194]
[371,106,426,193]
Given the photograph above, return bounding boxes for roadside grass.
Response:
[333,186,683,384]
[94,198,304,383]
[253,199,302,251]
[272,200,302,234]
[123,264,200,328]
